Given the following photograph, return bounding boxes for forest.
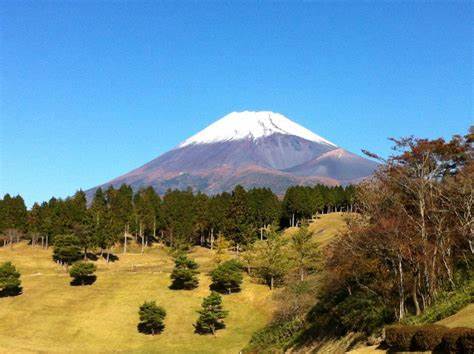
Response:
[0,183,354,255]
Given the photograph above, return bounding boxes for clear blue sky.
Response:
[1,1,472,207]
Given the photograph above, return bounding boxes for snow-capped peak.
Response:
[179,111,336,147]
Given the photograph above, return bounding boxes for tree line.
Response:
[0,183,355,255]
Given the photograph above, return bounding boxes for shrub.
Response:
[411,324,448,351]
[69,261,97,285]
[243,317,305,353]
[457,328,474,353]
[385,325,418,351]
[138,301,166,335]
[0,261,22,296]
[210,259,243,294]
[442,327,473,353]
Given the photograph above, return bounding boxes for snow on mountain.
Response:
[86,110,376,199]
[179,111,337,148]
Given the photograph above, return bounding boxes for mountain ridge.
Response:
[86,111,377,197]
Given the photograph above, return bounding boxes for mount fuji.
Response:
[87,111,378,196]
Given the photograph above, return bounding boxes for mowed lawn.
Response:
[0,243,274,353]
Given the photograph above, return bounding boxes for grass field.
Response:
[0,243,274,353]
[283,212,349,247]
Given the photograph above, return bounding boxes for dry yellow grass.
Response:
[283,212,350,247]
[437,304,474,328]
[0,242,274,353]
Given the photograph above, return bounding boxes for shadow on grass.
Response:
[137,322,165,335]
[168,280,199,290]
[209,283,242,294]
[101,253,119,262]
[85,253,98,261]
[194,322,226,335]
[0,286,22,298]
[70,275,97,286]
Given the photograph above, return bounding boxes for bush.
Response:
[457,328,474,353]
[0,261,22,296]
[243,318,305,353]
[412,324,448,351]
[210,259,243,294]
[442,327,473,353]
[385,325,418,351]
[138,301,166,335]
[69,261,97,286]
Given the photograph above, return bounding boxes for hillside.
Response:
[0,243,274,354]
[283,212,349,247]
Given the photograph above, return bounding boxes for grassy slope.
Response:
[437,304,474,328]
[0,243,274,354]
[283,212,349,247]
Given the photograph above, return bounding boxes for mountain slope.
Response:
[87,111,376,196]
[284,148,379,182]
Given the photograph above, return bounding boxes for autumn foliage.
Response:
[315,128,473,334]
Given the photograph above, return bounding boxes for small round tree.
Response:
[170,254,199,290]
[53,234,82,268]
[138,301,166,335]
[0,261,22,296]
[210,259,243,294]
[69,261,97,285]
[194,291,228,335]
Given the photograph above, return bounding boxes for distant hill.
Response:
[87,111,378,197]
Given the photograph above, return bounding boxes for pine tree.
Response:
[210,259,243,294]
[194,292,228,334]
[169,254,199,289]
[138,301,166,335]
[52,234,82,268]
[69,261,97,285]
[0,261,22,296]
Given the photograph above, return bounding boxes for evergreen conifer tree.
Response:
[194,292,228,334]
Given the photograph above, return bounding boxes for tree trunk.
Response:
[412,275,421,316]
[398,254,405,320]
[210,228,214,250]
[84,247,88,260]
[106,249,110,263]
[123,226,127,254]
[46,235,49,249]
[270,276,274,290]
[140,223,144,254]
